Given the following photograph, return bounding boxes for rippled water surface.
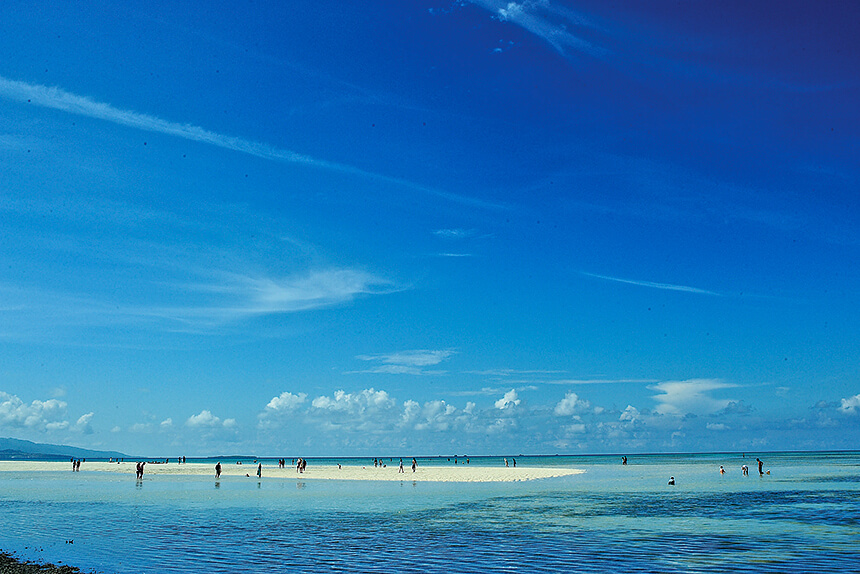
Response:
[1,452,858,573]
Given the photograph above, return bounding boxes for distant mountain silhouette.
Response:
[0,437,128,460]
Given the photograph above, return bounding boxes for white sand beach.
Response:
[0,460,583,482]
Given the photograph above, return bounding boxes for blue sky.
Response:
[1,0,858,457]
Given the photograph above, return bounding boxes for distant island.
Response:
[0,437,127,461]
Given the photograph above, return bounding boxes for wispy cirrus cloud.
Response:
[0,75,316,163]
[544,378,659,385]
[582,272,722,296]
[433,228,476,239]
[465,368,565,377]
[151,268,395,326]
[1,268,395,333]
[449,385,537,398]
[352,349,455,375]
[0,75,503,210]
[470,0,608,58]
[214,269,393,316]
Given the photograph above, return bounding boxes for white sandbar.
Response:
[0,461,583,482]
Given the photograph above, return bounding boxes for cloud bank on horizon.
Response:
[3,374,859,456]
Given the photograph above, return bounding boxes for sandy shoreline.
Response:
[0,460,583,482]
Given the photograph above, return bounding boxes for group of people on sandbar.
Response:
[736,457,766,477]
[668,457,768,485]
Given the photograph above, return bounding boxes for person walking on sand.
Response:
[399,459,404,473]
[257,462,262,479]
[412,458,417,473]
[215,462,222,479]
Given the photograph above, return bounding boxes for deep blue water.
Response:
[1,452,858,573]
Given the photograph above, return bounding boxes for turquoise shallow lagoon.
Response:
[1,452,858,573]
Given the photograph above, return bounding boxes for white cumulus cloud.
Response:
[494,389,521,410]
[186,409,236,429]
[553,391,590,416]
[0,391,69,431]
[400,400,462,431]
[311,389,396,413]
[650,379,737,416]
[74,412,94,434]
[839,394,860,415]
[265,391,308,412]
[619,405,641,422]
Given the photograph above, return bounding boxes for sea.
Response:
[1,452,858,573]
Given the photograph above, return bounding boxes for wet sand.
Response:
[0,461,583,482]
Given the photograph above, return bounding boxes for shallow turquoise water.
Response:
[1,452,858,573]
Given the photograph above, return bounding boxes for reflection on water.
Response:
[0,452,858,573]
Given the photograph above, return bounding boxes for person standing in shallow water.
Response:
[215,462,222,479]
[757,458,763,476]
